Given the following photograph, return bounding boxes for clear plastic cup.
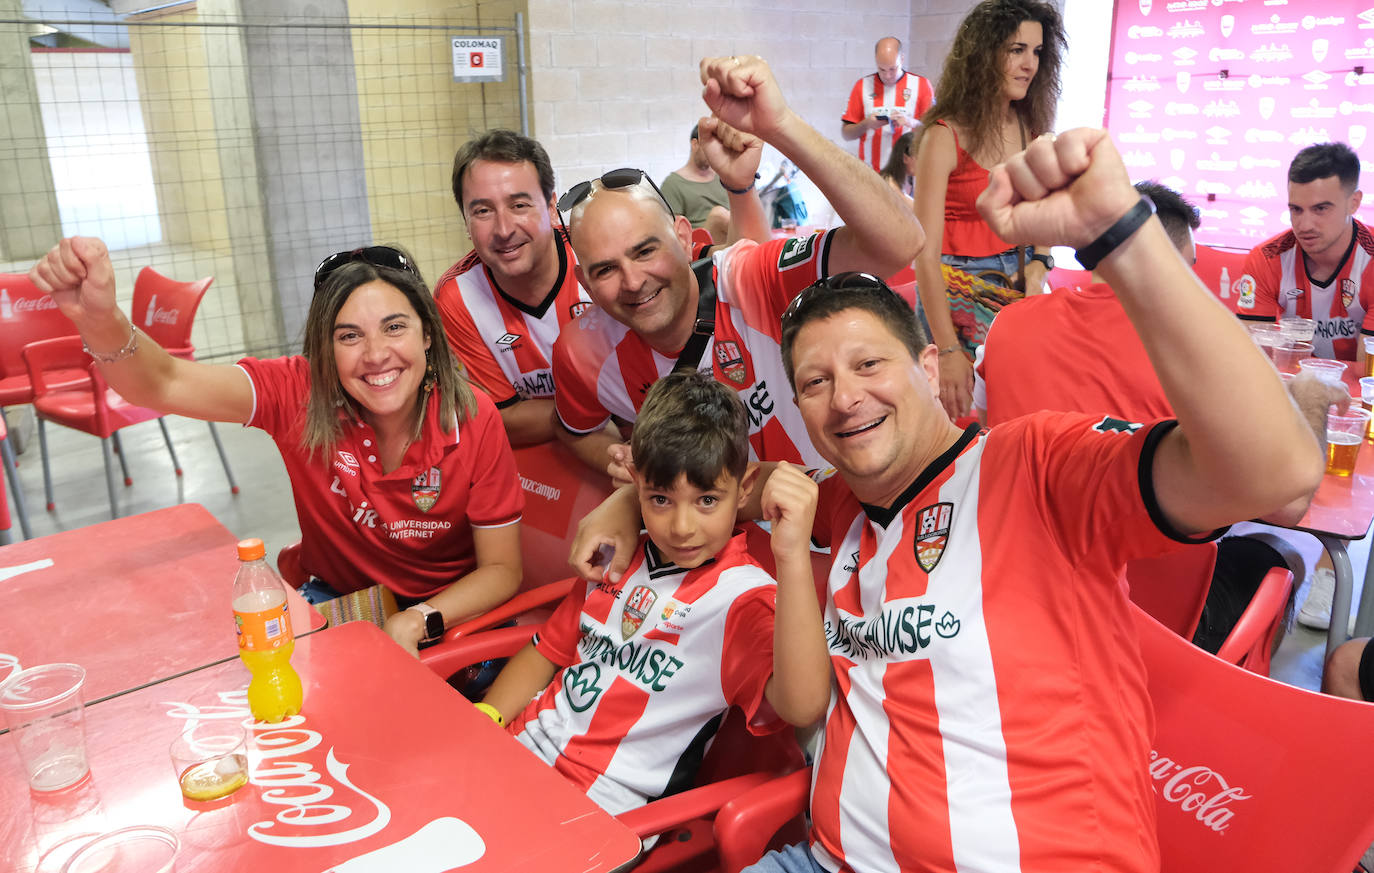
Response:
[0,664,90,792]
[1271,340,1313,375]
[169,721,249,803]
[1248,323,1283,359]
[1278,315,1316,344]
[1299,357,1348,385]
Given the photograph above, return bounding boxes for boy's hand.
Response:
[606,442,634,488]
[697,116,764,192]
[569,484,639,583]
[762,462,818,561]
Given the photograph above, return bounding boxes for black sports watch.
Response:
[407,603,445,642]
[1029,252,1054,270]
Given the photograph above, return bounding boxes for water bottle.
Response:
[232,538,302,722]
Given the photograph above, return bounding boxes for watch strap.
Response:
[408,603,445,641]
[1074,195,1156,271]
[1029,252,1053,269]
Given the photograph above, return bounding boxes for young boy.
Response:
[476,370,830,818]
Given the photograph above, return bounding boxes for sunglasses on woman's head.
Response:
[556,168,674,218]
[782,271,892,325]
[313,246,418,293]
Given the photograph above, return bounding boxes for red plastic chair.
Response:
[1192,244,1248,314]
[23,336,181,518]
[691,226,716,248]
[131,267,238,495]
[510,441,613,592]
[715,604,1374,873]
[421,622,807,873]
[0,411,30,541]
[0,273,89,412]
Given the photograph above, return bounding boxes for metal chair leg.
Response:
[1,437,32,539]
[38,418,55,512]
[156,418,183,477]
[206,422,239,494]
[100,437,119,518]
[111,430,132,486]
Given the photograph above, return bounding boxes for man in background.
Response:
[660,124,733,243]
[840,36,933,173]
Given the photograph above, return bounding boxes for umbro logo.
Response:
[495,332,521,347]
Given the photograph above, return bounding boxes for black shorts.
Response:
[1360,638,1374,702]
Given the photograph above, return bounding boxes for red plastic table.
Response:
[0,503,324,706]
[0,622,642,873]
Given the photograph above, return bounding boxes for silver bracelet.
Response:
[82,322,139,364]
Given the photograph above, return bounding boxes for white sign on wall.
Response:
[452,37,503,83]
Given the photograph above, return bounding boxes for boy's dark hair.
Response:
[631,370,749,491]
[780,273,930,391]
[1288,142,1361,192]
[451,129,557,215]
[1134,180,1199,253]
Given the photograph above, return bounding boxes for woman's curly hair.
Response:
[920,0,1065,158]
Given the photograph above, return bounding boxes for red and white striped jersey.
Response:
[806,412,1212,873]
[511,530,781,815]
[841,71,934,172]
[551,232,837,467]
[1236,220,1374,360]
[434,230,591,405]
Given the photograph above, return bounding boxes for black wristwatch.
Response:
[1029,252,1054,270]
[407,603,445,642]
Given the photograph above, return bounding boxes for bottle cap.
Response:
[236,538,266,562]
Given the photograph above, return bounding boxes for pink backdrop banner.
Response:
[1107,0,1374,250]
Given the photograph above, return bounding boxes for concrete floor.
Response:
[0,404,1362,695]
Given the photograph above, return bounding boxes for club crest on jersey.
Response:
[1343,278,1357,309]
[902,88,911,101]
[411,466,441,512]
[915,502,953,573]
[622,585,658,639]
[715,340,747,384]
[569,301,591,319]
[1093,416,1143,436]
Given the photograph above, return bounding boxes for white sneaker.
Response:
[1296,567,1334,630]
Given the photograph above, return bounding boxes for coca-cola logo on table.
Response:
[1107,0,1374,249]
[1149,750,1250,833]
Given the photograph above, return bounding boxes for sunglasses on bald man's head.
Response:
[313,245,419,294]
[556,167,674,218]
[782,271,894,325]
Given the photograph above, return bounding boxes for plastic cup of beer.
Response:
[170,721,249,803]
[1271,340,1313,375]
[1278,316,1316,344]
[1326,408,1372,477]
[0,664,90,792]
[1248,323,1282,359]
[1362,376,1374,442]
[1364,336,1374,377]
[1299,357,1348,385]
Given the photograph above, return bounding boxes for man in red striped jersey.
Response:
[574,128,1323,873]
[435,130,594,446]
[841,38,934,174]
[553,55,924,477]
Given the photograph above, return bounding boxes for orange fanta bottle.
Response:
[232,538,302,722]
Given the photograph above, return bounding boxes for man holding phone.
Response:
[841,37,933,172]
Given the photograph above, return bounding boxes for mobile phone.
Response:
[875,114,890,123]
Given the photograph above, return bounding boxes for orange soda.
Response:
[232,538,302,722]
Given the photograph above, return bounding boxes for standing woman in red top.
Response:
[912,0,1066,420]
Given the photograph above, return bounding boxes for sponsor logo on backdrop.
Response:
[1304,15,1344,30]
[1205,99,1241,118]
[1252,13,1298,35]
[1203,78,1246,92]
[1259,96,1276,119]
[1240,206,1269,226]
[1347,40,1374,61]
[1169,19,1204,38]
[1313,38,1329,63]
[1240,155,1283,169]
[1165,0,1206,10]
[1245,128,1285,144]
[1347,71,1374,86]
[1198,152,1242,171]
[1167,101,1201,116]
[1205,125,1232,144]
[1173,46,1199,65]
[1139,0,1151,13]
[1129,99,1155,118]
[1121,125,1163,143]
[1125,76,1162,93]
[1342,102,1374,116]
[1290,126,1333,146]
[1200,207,1230,221]
[1123,150,1158,168]
[1210,46,1244,62]
[1236,181,1278,199]
[1251,43,1295,62]
[1353,125,1369,148]
[1130,24,1164,38]
[1176,72,1191,93]
[1303,70,1332,89]
[1126,51,1163,64]
[1160,175,1189,192]
[1170,149,1186,170]
[1197,178,1233,194]
[1220,14,1235,37]
[1249,74,1292,88]
[1360,8,1374,29]
[1292,99,1339,119]
[1162,127,1199,140]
